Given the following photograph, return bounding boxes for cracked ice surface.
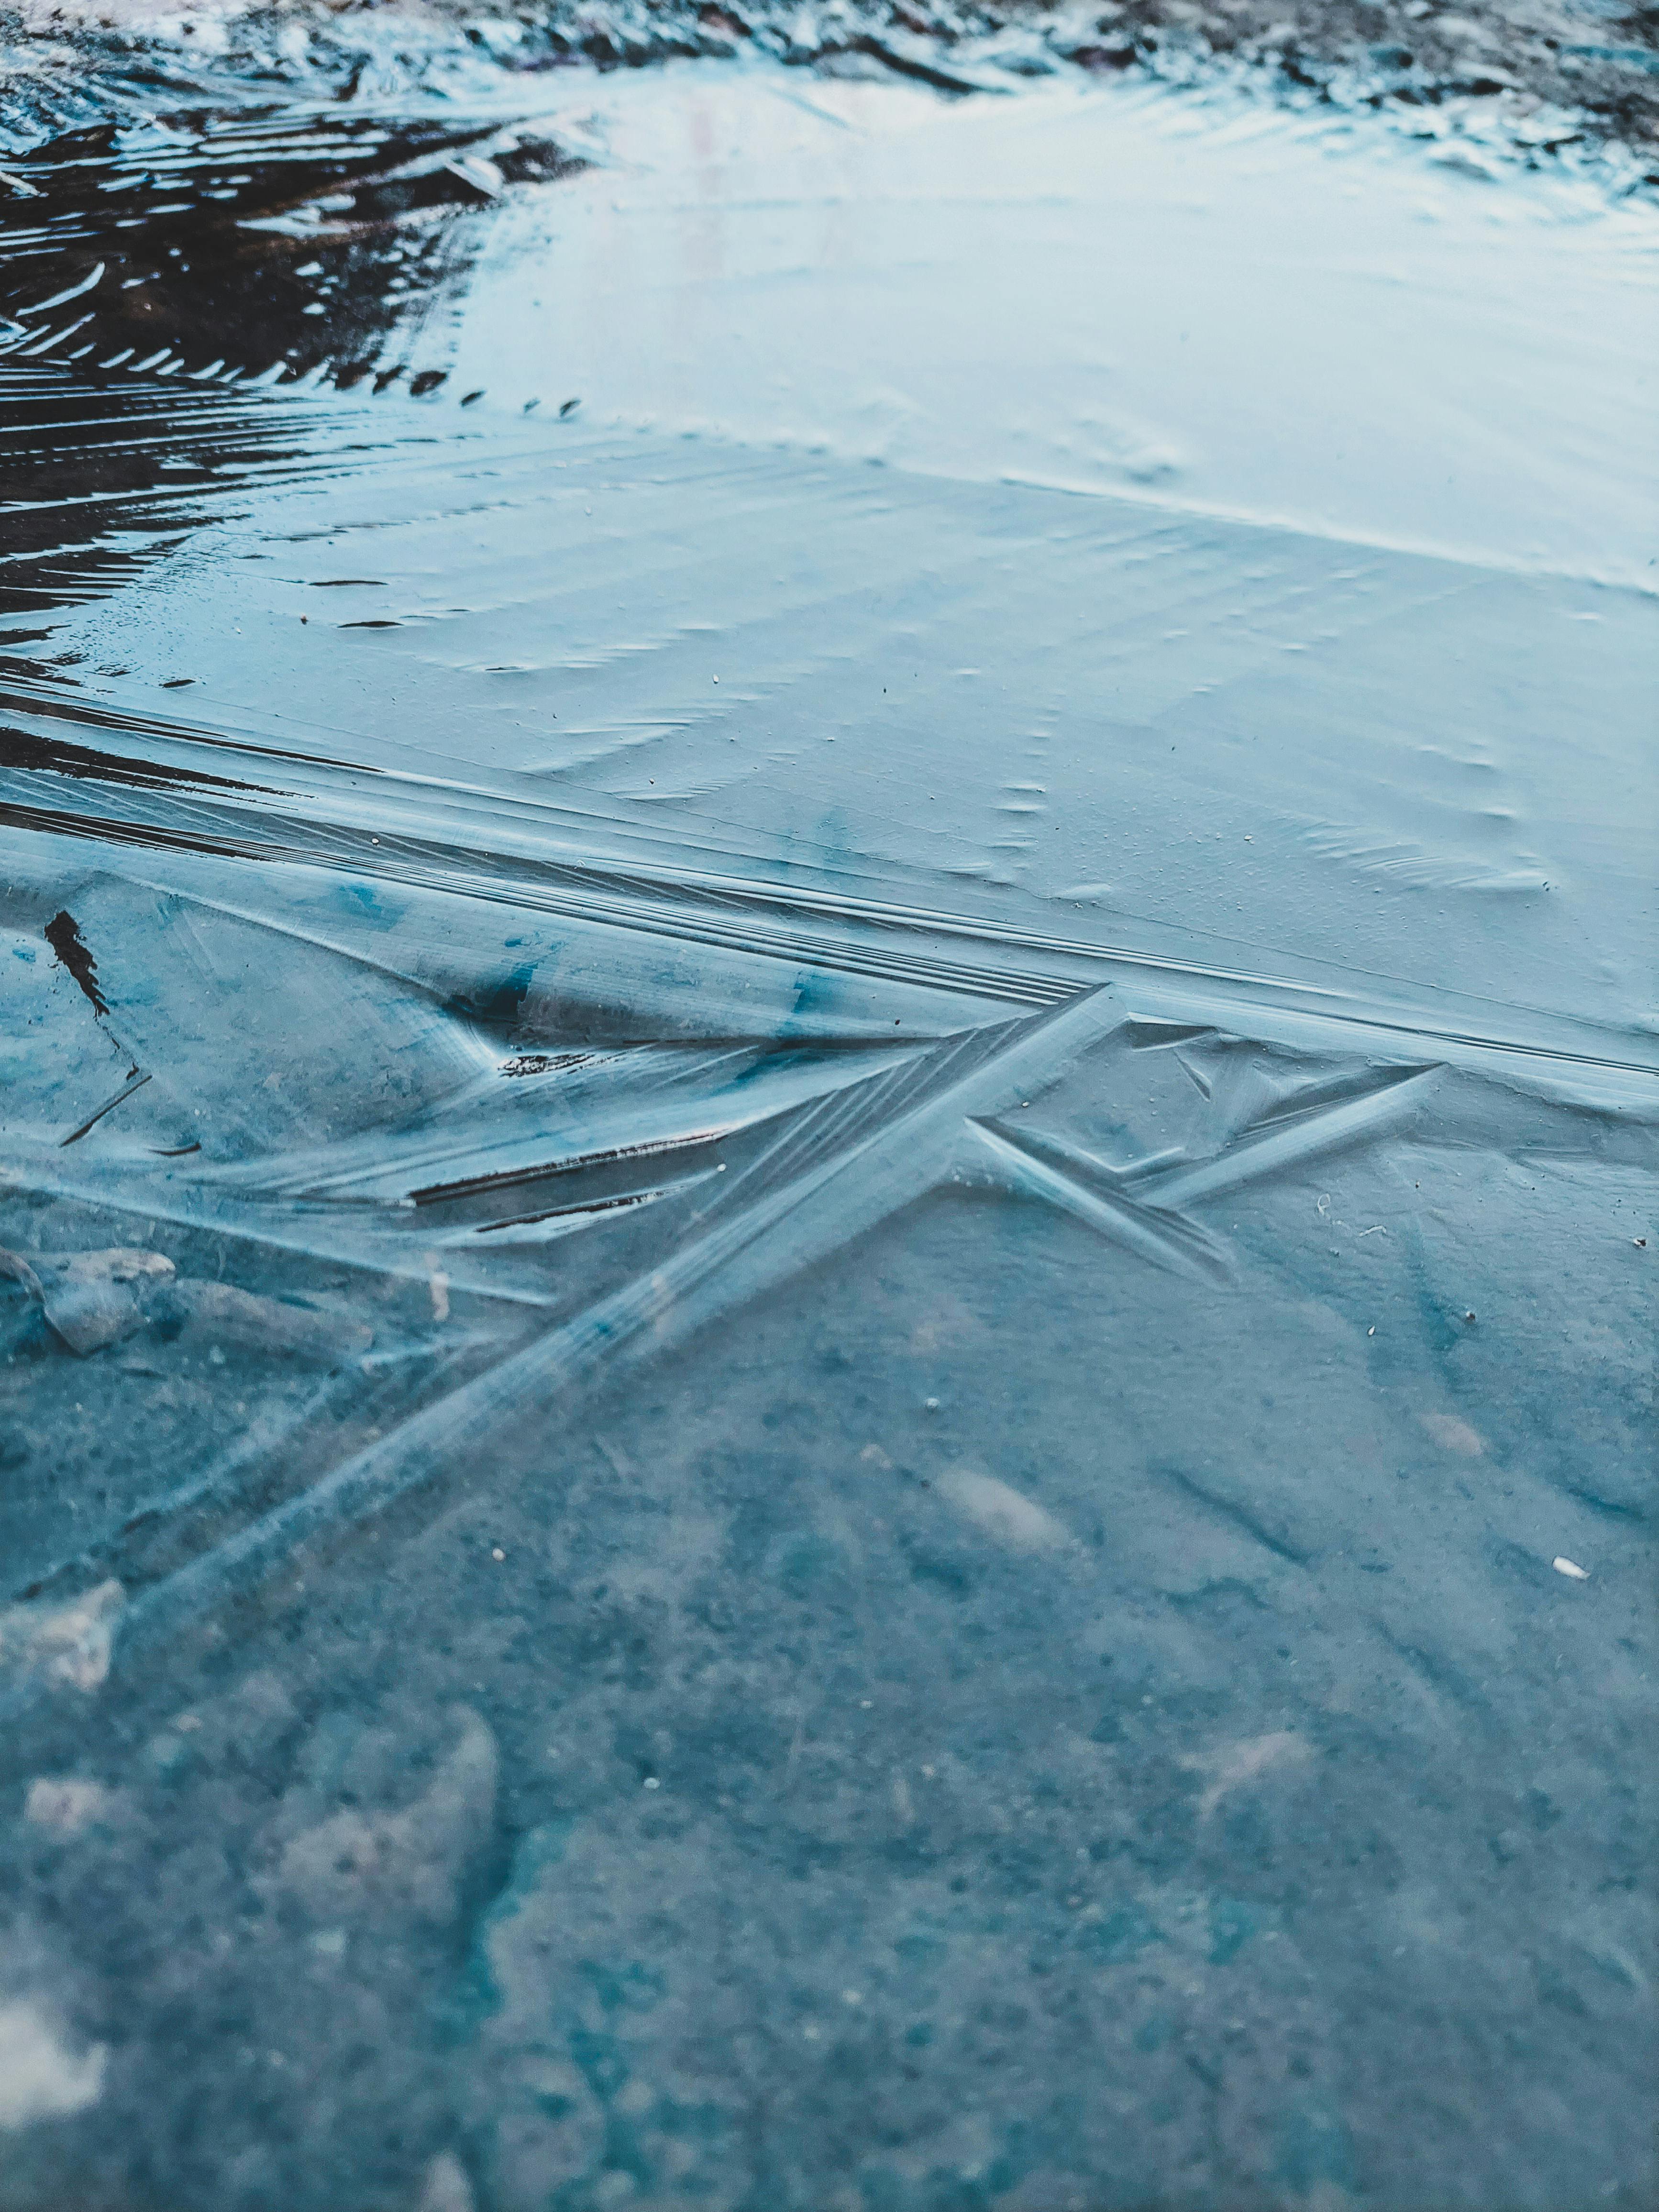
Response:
[0,54,1653,2212]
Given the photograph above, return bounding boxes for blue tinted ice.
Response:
[0,53,1653,2212]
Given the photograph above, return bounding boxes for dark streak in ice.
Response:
[0,722,274,796]
[59,1067,152,1147]
[43,907,108,1013]
[409,1126,737,1207]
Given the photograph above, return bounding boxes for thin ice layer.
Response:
[8,393,1652,1048]
[0,55,1653,2212]
[442,66,1659,584]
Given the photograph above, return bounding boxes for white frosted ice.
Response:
[0,1999,107,2129]
[453,66,1659,587]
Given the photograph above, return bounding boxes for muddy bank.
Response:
[4,0,1658,169]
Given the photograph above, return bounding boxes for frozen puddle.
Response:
[0,56,1654,2212]
[451,65,1659,584]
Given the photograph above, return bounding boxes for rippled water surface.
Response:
[0,46,1654,2212]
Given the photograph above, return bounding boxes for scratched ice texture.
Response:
[0,47,1654,2212]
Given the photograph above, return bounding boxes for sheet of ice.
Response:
[0,56,1654,2212]
[12,386,1652,1049]
[447,65,1659,585]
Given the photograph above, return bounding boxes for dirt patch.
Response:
[2,0,1656,168]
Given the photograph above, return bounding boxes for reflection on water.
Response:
[0,52,1654,2212]
[0,103,584,387]
[0,367,356,624]
[0,97,585,630]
